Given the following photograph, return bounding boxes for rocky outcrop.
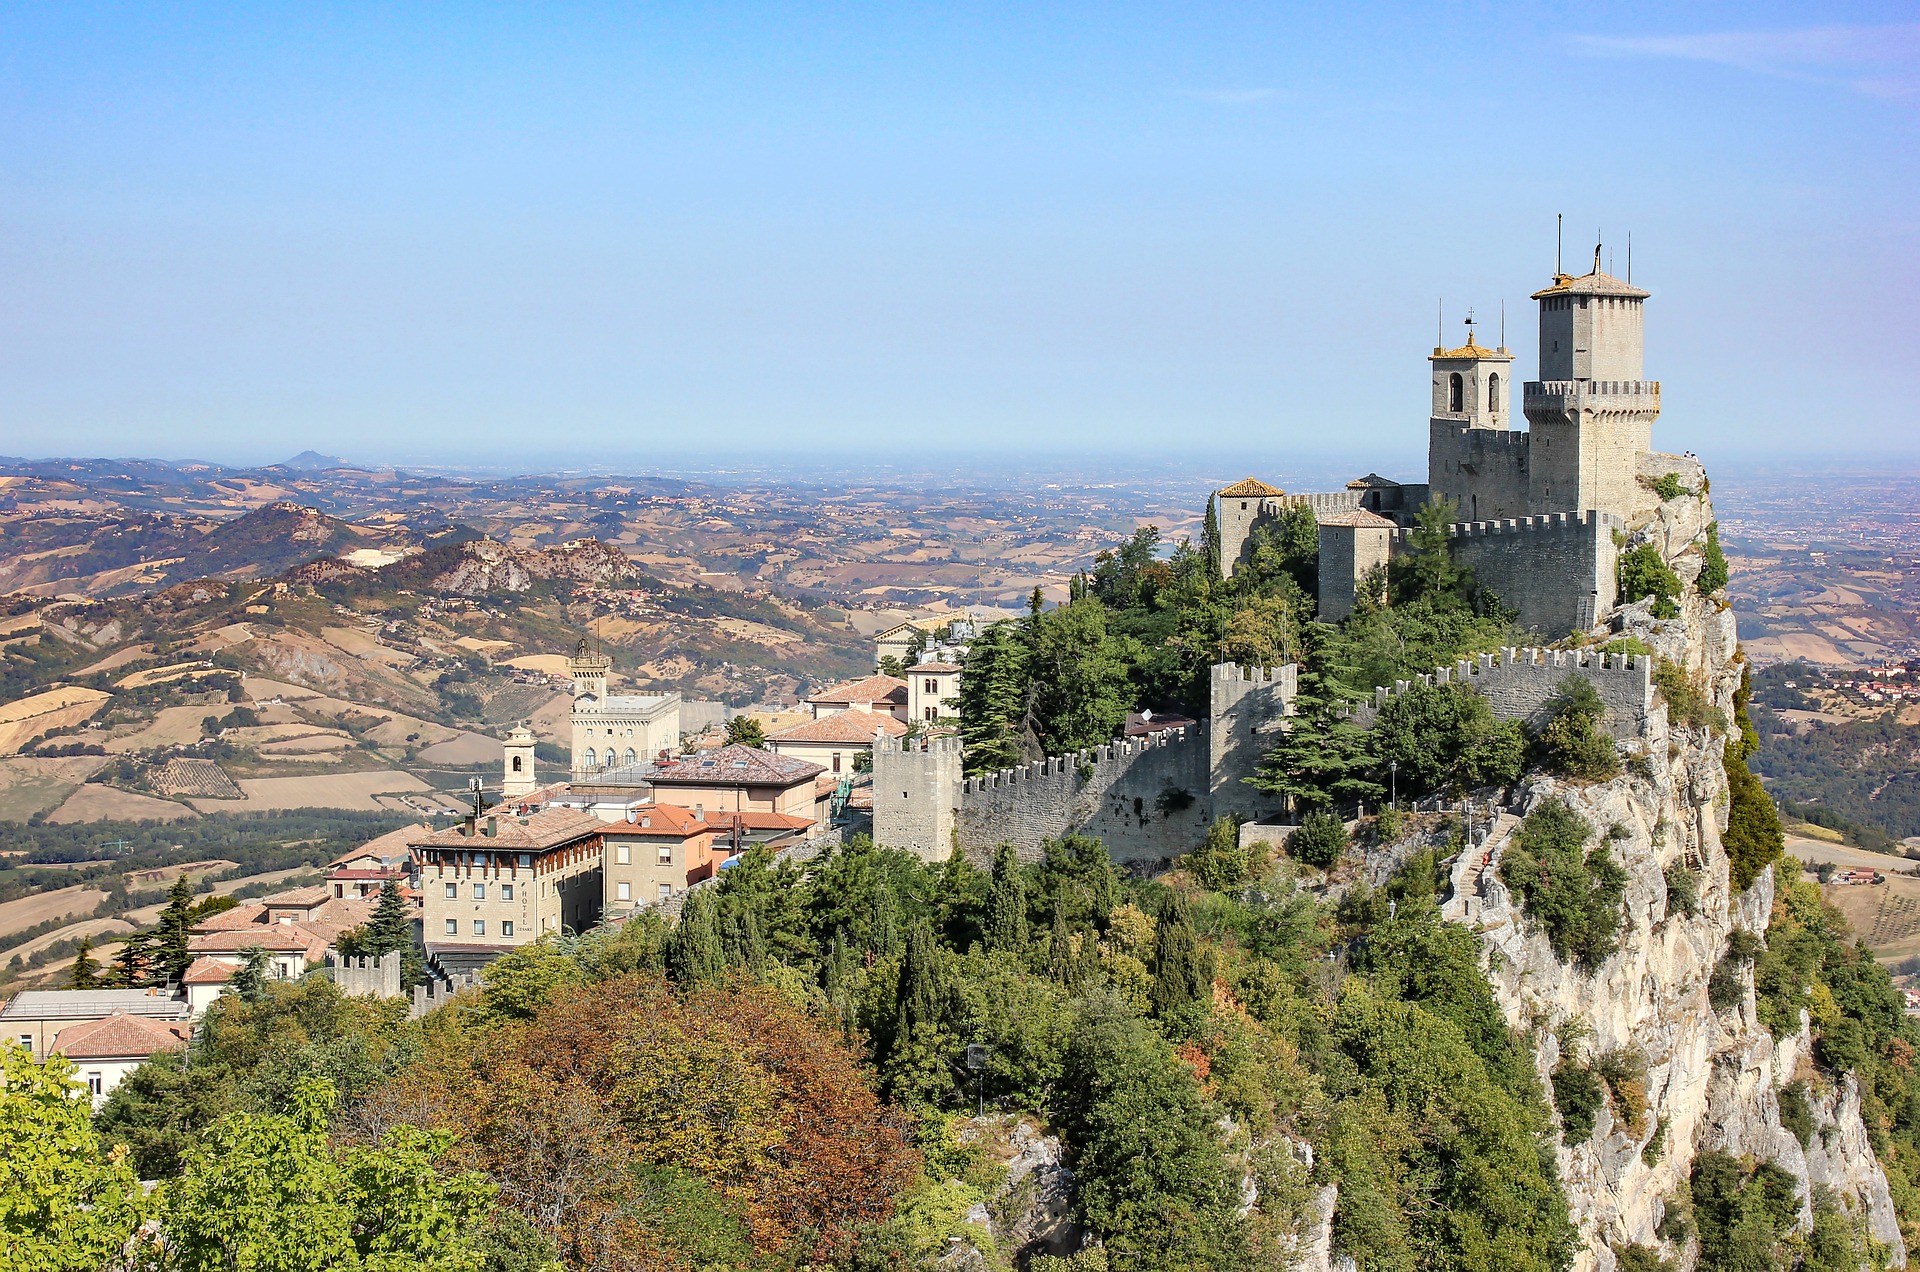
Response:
[1446,481,1905,1271]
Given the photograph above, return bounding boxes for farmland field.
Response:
[47,785,196,824]
[0,686,112,753]
[188,769,436,813]
[0,885,110,942]
[0,756,109,821]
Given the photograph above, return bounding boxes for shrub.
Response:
[1652,659,1723,732]
[1290,810,1348,868]
[1535,675,1621,782]
[1723,744,1784,892]
[1551,1057,1604,1143]
[1778,1081,1814,1148]
[1595,1047,1649,1136]
[1696,522,1729,596]
[1373,681,1526,797]
[1188,817,1250,891]
[1500,800,1627,966]
[1663,863,1699,919]
[1650,472,1690,502]
[1618,545,1682,619]
[1642,1116,1669,1166]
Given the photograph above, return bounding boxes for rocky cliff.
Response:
[1452,471,1905,1271]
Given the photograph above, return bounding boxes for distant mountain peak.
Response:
[281,450,348,471]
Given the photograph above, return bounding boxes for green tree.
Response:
[1188,816,1251,892]
[1499,800,1627,965]
[1617,544,1682,619]
[984,846,1030,953]
[230,945,274,1001]
[666,889,724,986]
[1030,597,1135,754]
[365,880,413,958]
[724,715,767,748]
[1373,681,1526,797]
[1696,522,1729,595]
[155,876,198,984]
[1247,663,1382,812]
[1290,810,1348,868]
[0,1042,146,1272]
[1147,895,1212,1017]
[1390,498,1469,606]
[956,622,1036,775]
[67,937,100,989]
[1534,675,1622,782]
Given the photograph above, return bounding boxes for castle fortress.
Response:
[1217,249,1690,636]
[874,248,1686,863]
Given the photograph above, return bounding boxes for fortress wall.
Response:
[1340,646,1652,740]
[955,726,1211,866]
[1390,510,1618,637]
[1208,663,1295,823]
[330,951,402,999]
[871,734,962,861]
[1218,490,1365,577]
[1428,420,1533,521]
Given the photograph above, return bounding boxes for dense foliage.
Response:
[1499,800,1628,966]
[1618,545,1682,620]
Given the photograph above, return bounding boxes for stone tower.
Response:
[1426,323,1527,521]
[1523,249,1660,519]
[502,725,536,799]
[567,640,611,703]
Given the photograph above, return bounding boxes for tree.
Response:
[366,879,413,957]
[155,876,197,984]
[115,930,158,988]
[68,937,100,989]
[1697,522,1729,596]
[984,846,1029,952]
[957,622,1036,775]
[230,945,274,1001]
[1188,817,1251,892]
[1290,810,1348,868]
[1533,675,1621,781]
[666,889,724,986]
[1391,498,1469,607]
[1617,544,1682,619]
[1147,896,1211,1017]
[1029,597,1135,755]
[1247,663,1382,813]
[0,1042,146,1272]
[725,715,767,748]
[1373,681,1526,797]
[1499,800,1627,966]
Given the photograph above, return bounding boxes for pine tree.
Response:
[230,946,273,1001]
[666,889,723,986]
[957,624,1037,776]
[114,931,157,988]
[69,936,101,988]
[1148,894,1211,1017]
[984,845,1029,952]
[154,877,196,985]
[365,879,412,957]
[724,716,767,748]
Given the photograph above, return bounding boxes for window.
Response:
[501,921,514,937]
[658,883,672,900]
[1487,373,1500,413]
[501,884,514,901]
[615,844,631,865]
[832,753,842,773]
[444,883,458,900]
[445,919,458,935]
[1448,372,1464,413]
[511,755,523,772]
[657,845,673,866]
[624,748,637,765]
[87,1072,103,1097]
[473,883,486,901]
[473,919,486,936]
[616,882,631,901]
[584,747,597,767]
[925,678,937,692]
[19,1033,33,1047]
[518,853,532,867]
[924,706,936,721]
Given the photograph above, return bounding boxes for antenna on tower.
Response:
[1627,232,1632,283]
[1556,214,1563,275]
[1437,299,1443,349]
[1500,300,1506,349]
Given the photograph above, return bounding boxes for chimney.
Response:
[484,816,496,838]
[694,804,704,821]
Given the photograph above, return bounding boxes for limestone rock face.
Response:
[1454,484,1906,1271]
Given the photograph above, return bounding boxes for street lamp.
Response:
[1388,760,1397,810]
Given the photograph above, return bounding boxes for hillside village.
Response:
[10,258,1920,1272]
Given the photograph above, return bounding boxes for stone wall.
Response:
[330,950,401,1000]
[1389,510,1619,637]
[871,733,963,860]
[1218,490,1365,578]
[1208,663,1295,823]
[1341,646,1653,739]
[956,726,1212,867]
[1428,420,1533,521]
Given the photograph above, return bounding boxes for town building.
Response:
[571,744,830,821]
[767,708,907,775]
[905,661,961,725]
[567,641,682,778]
[410,806,607,972]
[326,825,416,900]
[601,804,724,912]
[874,616,975,671]
[806,673,909,721]
[1,987,190,1064]
[51,1012,191,1107]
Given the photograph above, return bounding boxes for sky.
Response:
[2,2,1916,470]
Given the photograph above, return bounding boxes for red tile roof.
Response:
[329,825,426,868]
[181,956,234,986]
[603,804,718,838]
[768,713,908,745]
[643,745,825,787]
[54,1012,189,1061]
[187,927,330,957]
[909,662,962,674]
[410,806,605,852]
[806,674,908,707]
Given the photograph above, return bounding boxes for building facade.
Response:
[411,807,607,970]
[568,643,682,778]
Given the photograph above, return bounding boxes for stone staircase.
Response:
[1445,811,1521,923]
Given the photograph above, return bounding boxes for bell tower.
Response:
[502,726,537,799]
[1426,313,1528,521]
[567,639,611,702]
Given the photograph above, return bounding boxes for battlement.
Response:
[1433,421,1530,447]
[961,724,1197,796]
[1339,645,1653,739]
[1210,663,1290,686]
[876,732,964,757]
[1525,379,1661,401]
[329,950,402,1000]
[1388,509,1622,545]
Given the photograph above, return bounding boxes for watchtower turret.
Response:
[567,639,611,703]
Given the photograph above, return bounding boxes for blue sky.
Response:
[2,3,1915,468]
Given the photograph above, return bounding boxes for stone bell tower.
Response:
[502,726,537,799]
[1426,315,1527,521]
[1523,244,1660,519]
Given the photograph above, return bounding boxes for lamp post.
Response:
[1388,760,1397,810]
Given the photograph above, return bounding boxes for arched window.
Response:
[623,748,637,766]
[1487,373,1500,413]
[511,755,523,772]
[1448,373,1464,413]
[584,747,597,767]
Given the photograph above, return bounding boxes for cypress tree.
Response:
[720,902,766,972]
[68,937,100,988]
[984,845,1029,952]
[1148,894,1211,1017]
[667,889,724,986]
[115,931,156,988]
[871,885,901,960]
[895,922,946,1040]
[154,877,196,984]
[230,945,273,1001]
[1045,909,1077,985]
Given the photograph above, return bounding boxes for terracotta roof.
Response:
[54,1012,188,1061]
[263,885,330,908]
[707,809,814,833]
[603,804,718,838]
[768,713,909,745]
[909,662,962,674]
[1345,473,1400,489]
[329,824,425,868]
[640,745,826,787]
[193,896,375,935]
[188,926,330,957]
[806,674,908,707]
[410,806,605,852]
[1529,268,1650,300]
[1430,332,1512,361]
[193,903,274,932]
[181,956,234,986]
[1217,477,1284,498]
[1317,509,1399,528]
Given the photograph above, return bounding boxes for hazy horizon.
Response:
[4,4,1917,463]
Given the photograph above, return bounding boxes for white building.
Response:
[567,642,682,777]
